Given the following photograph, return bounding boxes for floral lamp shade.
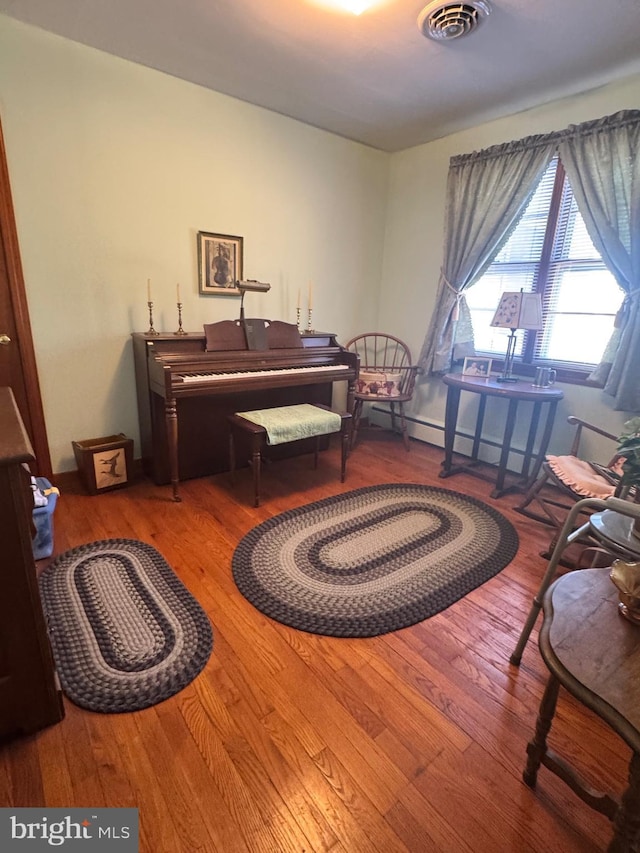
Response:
[490,291,543,382]
[491,291,543,331]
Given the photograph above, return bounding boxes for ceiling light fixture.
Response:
[417,1,491,41]
[319,0,375,14]
[343,0,372,12]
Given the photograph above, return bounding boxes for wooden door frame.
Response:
[0,117,52,480]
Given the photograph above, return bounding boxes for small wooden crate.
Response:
[72,434,134,495]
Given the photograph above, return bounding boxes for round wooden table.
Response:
[440,372,563,498]
[524,568,640,852]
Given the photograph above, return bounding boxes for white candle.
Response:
[176,282,181,303]
[297,289,301,310]
[147,278,151,302]
[308,282,313,311]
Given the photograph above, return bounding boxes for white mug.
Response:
[533,367,556,387]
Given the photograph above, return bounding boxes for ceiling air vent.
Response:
[417,1,491,41]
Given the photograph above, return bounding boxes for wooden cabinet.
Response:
[0,387,64,737]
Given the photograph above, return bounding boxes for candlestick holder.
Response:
[296,307,301,330]
[174,302,187,336]
[307,308,314,333]
[146,301,160,336]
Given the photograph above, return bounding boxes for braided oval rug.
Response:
[39,539,213,713]
[232,484,519,637]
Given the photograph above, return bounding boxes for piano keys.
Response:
[132,321,359,500]
[178,364,351,384]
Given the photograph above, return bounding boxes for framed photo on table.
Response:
[462,356,492,378]
[197,231,243,295]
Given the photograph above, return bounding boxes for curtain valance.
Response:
[449,109,640,168]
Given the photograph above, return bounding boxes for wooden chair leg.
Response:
[514,471,550,513]
[386,402,410,451]
[397,402,410,452]
[389,402,397,434]
[514,474,570,529]
[351,399,363,449]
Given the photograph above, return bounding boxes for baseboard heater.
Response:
[370,405,531,466]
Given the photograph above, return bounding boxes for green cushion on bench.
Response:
[236,404,342,446]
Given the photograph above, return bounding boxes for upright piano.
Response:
[132,319,359,500]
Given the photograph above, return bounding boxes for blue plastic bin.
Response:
[32,477,58,560]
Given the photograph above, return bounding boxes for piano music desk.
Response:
[228,404,351,507]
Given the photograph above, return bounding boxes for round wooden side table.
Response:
[524,568,640,852]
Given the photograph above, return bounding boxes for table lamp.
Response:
[490,291,543,382]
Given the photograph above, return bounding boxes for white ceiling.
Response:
[1,0,640,151]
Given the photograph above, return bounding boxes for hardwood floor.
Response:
[1,433,628,852]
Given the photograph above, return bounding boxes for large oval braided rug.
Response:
[232,484,519,637]
[39,539,213,713]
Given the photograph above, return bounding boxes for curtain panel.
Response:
[418,138,555,372]
[558,110,640,412]
[419,109,640,412]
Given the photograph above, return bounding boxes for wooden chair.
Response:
[514,415,628,559]
[345,333,421,451]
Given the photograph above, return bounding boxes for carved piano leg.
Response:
[166,398,182,502]
[346,378,356,417]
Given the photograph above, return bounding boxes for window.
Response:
[466,157,624,379]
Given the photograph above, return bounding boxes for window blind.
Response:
[533,174,622,366]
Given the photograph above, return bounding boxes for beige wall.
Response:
[0,15,389,473]
[382,73,640,464]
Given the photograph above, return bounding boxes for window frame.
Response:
[473,158,619,387]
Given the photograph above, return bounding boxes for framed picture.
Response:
[93,447,129,491]
[462,356,492,378]
[197,231,243,295]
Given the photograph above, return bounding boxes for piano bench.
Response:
[228,404,351,507]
